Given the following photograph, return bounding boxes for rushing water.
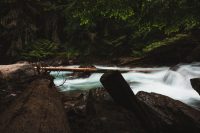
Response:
[51,63,200,108]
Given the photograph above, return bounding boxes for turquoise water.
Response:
[51,63,200,108]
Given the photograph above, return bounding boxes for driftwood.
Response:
[34,66,159,73]
[0,78,71,133]
[100,71,200,133]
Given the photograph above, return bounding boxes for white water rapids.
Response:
[51,63,200,108]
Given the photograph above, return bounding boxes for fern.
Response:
[21,39,58,61]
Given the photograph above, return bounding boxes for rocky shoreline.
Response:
[62,88,200,133]
[0,63,200,133]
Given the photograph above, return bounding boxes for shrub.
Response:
[21,39,58,61]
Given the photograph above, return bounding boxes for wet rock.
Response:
[136,91,200,133]
[66,88,200,133]
[0,63,36,113]
[100,71,169,133]
[0,78,71,133]
[100,71,200,133]
[0,62,36,92]
[169,63,185,71]
[67,89,146,133]
[0,72,5,89]
[190,78,200,95]
[0,62,35,80]
[62,90,88,117]
[86,90,96,115]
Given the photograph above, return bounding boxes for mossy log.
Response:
[0,78,71,133]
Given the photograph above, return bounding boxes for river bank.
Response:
[1,62,200,133]
[62,88,200,133]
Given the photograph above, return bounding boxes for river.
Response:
[51,62,200,109]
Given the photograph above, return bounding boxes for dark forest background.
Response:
[0,0,200,64]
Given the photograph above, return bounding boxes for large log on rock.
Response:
[100,71,168,133]
[190,78,200,95]
[100,71,140,111]
[100,71,200,133]
[0,78,71,133]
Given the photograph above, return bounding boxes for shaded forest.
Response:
[1,1,200,133]
[0,0,200,64]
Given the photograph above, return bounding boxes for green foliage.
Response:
[69,0,135,25]
[57,48,79,59]
[21,39,58,60]
[132,50,143,57]
[143,34,189,53]
[1,0,200,62]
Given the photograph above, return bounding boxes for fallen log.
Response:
[100,71,167,133]
[100,71,200,133]
[34,66,159,73]
[0,78,71,133]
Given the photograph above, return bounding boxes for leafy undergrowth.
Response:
[143,34,189,53]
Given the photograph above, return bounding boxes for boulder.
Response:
[137,91,200,133]
[100,71,200,133]
[100,71,167,133]
[86,90,96,115]
[0,62,35,80]
[67,89,146,133]
[190,78,200,95]
[0,63,36,113]
[0,78,71,133]
[65,85,200,133]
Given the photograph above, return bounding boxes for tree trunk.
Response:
[0,78,71,133]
